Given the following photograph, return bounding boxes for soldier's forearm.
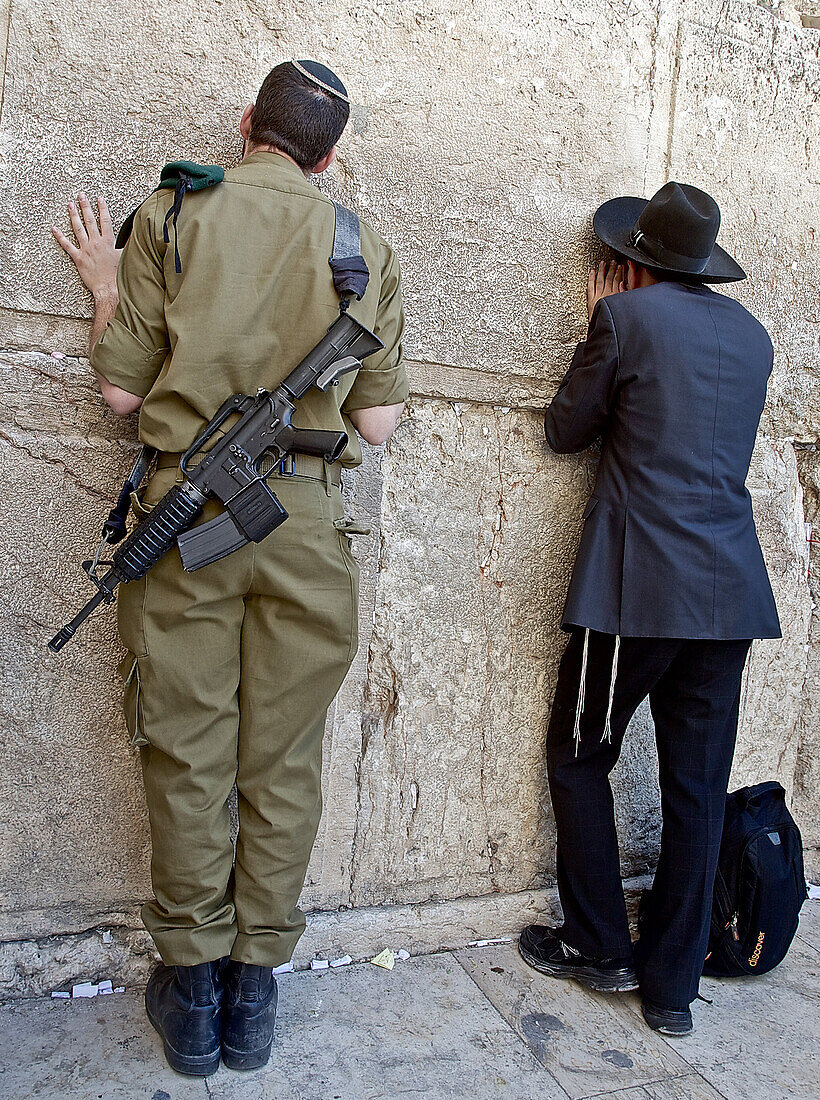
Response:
[89,289,118,356]
[88,290,143,414]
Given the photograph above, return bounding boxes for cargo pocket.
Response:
[582,495,599,519]
[118,652,149,748]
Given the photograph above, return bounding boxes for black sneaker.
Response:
[221,962,278,1071]
[641,998,693,1035]
[518,925,639,992]
[145,960,224,1076]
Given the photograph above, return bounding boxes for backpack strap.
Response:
[329,200,369,311]
[735,781,785,810]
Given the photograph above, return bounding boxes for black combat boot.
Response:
[221,961,278,1071]
[145,960,224,1076]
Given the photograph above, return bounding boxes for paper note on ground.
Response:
[370,949,395,970]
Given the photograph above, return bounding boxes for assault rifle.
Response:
[48,312,383,653]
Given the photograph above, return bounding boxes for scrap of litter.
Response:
[302,950,413,973]
[466,937,514,948]
[369,947,412,969]
[52,979,124,999]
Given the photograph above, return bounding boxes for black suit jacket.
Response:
[545,281,780,640]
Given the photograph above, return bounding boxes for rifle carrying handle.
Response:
[180,393,253,476]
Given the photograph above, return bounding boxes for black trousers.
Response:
[547,629,751,1007]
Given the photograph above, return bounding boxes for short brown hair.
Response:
[249,63,350,169]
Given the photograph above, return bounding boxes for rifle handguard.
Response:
[112,484,206,582]
[47,484,206,653]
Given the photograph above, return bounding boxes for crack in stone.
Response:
[0,428,115,503]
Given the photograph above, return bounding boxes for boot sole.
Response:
[146,1000,221,1076]
[518,942,639,992]
[221,1039,273,1071]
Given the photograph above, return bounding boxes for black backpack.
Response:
[704,781,806,977]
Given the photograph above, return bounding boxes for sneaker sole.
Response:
[641,1006,693,1036]
[518,942,639,993]
[221,1039,273,1071]
[146,1000,221,1076]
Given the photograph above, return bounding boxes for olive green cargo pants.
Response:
[117,466,358,967]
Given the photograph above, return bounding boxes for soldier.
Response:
[52,60,407,1075]
[519,183,780,1036]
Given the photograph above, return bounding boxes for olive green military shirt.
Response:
[91,152,408,467]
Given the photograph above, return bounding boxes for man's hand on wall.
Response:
[51,194,121,304]
[587,260,625,320]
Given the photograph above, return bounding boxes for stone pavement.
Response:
[1,907,818,1100]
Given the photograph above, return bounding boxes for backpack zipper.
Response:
[721,824,800,951]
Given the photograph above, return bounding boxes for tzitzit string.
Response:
[601,635,621,744]
[572,630,621,755]
[572,628,590,757]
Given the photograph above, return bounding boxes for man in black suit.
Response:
[519,183,780,1035]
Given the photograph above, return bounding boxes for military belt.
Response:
[154,451,342,486]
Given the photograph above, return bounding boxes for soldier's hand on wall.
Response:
[51,194,121,304]
[586,259,625,320]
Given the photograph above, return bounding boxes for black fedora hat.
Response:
[593,182,745,283]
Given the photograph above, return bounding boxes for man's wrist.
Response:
[92,287,118,307]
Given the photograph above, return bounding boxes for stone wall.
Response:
[0,0,818,991]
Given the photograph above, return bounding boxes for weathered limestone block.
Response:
[665,2,820,440]
[300,445,387,911]
[349,398,662,907]
[729,437,812,794]
[3,0,661,353]
[795,447,820,878]
[350,412,812,909]
[0,923,155,999]
[0,351,151,931]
